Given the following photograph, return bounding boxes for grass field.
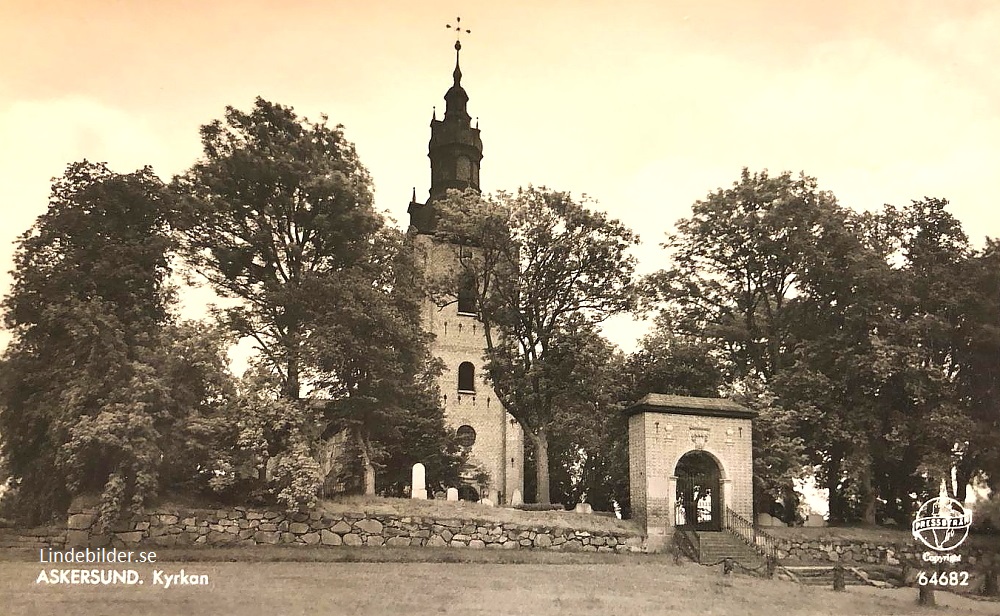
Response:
[2,548,997,616]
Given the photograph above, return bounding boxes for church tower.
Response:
[408,38,483,232]
[407,27,524,504]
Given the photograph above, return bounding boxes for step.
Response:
[782,566,868,587]
[694,531,766,566]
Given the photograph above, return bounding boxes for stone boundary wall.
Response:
[0,526,67,549]
[65,506,645,553]
[775,537,997,568]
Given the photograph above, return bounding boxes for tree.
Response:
[957,240,1000,495]
[301,230,463,495]
[649,168,849,381]
[520,321,625,509]
[880,199,981,509]
[174,99,459,495]
[0,161,199,525]
[213,364,324,510]
[625,329,725,399]
[434,187,639,504]
[172,97,383,401]
[649,169,863,518]
[152,321,239,496]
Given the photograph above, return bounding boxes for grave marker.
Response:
[411,463,427,500]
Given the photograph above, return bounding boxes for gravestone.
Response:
[574,502,593,514]
[411,463,427,500]
[803,513,826,527]
[480,498,494,507]
[446,487,459,501]
[511,489,523,507]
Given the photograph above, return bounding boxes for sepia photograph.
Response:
[0,1,998,614]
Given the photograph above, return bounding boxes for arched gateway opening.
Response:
[674,451,722,531]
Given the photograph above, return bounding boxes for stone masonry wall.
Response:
[775,537,997,568]
[65,506,644,553]
[0,526,66,549]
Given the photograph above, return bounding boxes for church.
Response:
[405,35,525,506]
[399,31,757,531]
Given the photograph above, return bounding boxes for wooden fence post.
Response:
[918,563,941,607]
[984,561,998,597]
[833,564,845,591]
[917,583,935,606]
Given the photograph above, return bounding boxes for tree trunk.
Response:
[356,431,376,496]
[956,461,972,503]
[860,467,877,525]
[284,352,300,400]
[827,450,843,523]
[534,428,551,505]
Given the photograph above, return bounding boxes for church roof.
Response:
[624,393,757,419]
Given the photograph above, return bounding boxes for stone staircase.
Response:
[778,565,880,587]
[693,530,765,568]
[679,519,905,589]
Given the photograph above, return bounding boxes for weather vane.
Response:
[446,16,471,49]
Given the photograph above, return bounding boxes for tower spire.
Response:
[442,17,472,123]
[408,16,484,232]
[446,17,470,88]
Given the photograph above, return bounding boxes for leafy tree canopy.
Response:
[172,97,383,401]
[433,187,639,504]
[173,99,460,497]
[0,162,234,526]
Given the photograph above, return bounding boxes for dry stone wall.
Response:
[0,526,66,549]
[775,537,997,568]
[65,506,644,553]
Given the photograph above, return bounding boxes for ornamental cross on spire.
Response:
[446,16,471,51]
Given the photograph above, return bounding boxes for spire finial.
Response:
[446,16,471,44]
[446,17,470,84]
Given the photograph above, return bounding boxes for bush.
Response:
[972,495,999,533]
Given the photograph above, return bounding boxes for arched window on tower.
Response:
[457,272,476,315]
[458,362,476,393]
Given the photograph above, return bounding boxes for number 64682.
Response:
[917,571,969,586]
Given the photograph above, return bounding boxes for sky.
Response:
[2,0,1000,360]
